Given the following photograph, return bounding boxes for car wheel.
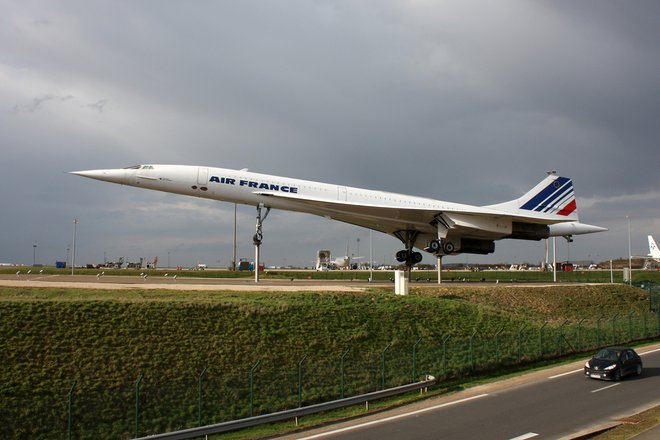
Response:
[614,370,621,381]
[636,364,642,376]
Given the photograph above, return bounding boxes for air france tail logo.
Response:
[521,177,576,216]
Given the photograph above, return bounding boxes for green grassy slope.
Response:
[1,284,656,439]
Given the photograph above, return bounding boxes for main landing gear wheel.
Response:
[395,250,409,262]
[428,239,455,255]
[393,230,422,269]
[396,250,422,266]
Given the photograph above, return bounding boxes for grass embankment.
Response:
[1,284,656,439]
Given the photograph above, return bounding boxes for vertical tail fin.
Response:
[489,174,579,220]
[649,235,660,259]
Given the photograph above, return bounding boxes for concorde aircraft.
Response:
[71,165,606,267]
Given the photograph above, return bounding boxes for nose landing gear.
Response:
[253,203,271,283]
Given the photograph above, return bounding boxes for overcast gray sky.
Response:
[2,1,659,268]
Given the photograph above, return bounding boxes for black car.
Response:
[584,346,643,381]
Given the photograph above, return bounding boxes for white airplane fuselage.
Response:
[116,165,470,218]
[71,164,607,259]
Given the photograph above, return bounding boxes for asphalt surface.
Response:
[0,273,377,291]
[0,273,578,291]
[279,346,660,440]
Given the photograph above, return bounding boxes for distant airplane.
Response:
[648,235,660,262]
[631,235,660,265]
[71,165,607,267]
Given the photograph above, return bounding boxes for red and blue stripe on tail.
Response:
[519,176,576,217]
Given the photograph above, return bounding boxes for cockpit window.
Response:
[123,165,154,170]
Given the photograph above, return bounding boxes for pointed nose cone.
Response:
[69,169,127,185]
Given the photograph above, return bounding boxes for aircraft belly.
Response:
[447,214,512,239]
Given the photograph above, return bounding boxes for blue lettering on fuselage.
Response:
[210,176,298,194]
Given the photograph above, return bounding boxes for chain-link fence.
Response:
[2,311,659,440]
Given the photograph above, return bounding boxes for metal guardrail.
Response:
[135,377,436,440]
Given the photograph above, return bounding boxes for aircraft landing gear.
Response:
[427,239,455,255]
[395,249,423,266]
[253,203,271,283]
[393,230,422,269]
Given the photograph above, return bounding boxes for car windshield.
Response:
[595,349,620,361]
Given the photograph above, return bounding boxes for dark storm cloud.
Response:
[1,0,658,267]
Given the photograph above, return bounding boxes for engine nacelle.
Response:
[459,238,495,255]
[509,222,550,241]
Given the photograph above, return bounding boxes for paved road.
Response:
[0,273,582,291]
[282,347,660,440]
[0,273,376,291]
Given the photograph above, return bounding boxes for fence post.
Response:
[649,285,654,312]
[628,310,633,341]
[642,311,648,337]
[495,328,503,364]
[469,329,477,371]
[298,354,308,408]
[198,367,207,427]
[517,324,526,363]
[135,373,144,439]
[67,381,77,440]
[412,338,422,382]
[539,322,548,357]
[380,343,392,389]
[559,320,568,356]
[611,314,619,344]
[340,349,350,399]
[442,335,451,377]
[249,360,261,417]
[577,318,586,351]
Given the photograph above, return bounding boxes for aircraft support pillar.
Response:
[437,255,442,285]
[254,244,260,283]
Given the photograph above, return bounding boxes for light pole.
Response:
[33,241,37,266]
[627,215,632,285]
[553,237,557,283]
[72,219,78,276]
[232,203,237,271]
[369,230,373,282]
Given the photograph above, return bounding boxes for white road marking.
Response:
[640,347,660,356]
[295,394,490,440]
[509,433,539,440]
[591,383,620,393]
[548,368,583,379]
